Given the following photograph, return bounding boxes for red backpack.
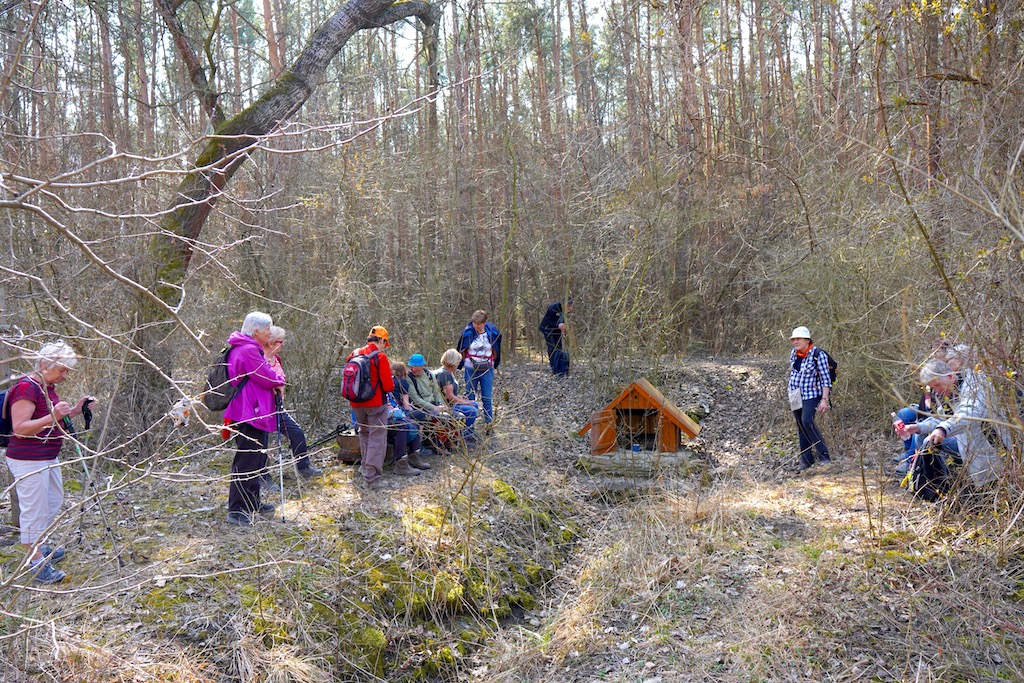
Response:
[341,350,380,402]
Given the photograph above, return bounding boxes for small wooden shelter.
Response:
[578,378,700,455]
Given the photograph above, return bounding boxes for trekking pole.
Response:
[66,400,124,566]
[308,423,346,449]
[275,393,286,523]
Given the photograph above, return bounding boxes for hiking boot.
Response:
[258,474,275,490]
[298,464,323,478]
[795,461,811,472]
[29,559,66,585]
[259,502,277,516]
[226,511,254,527]
[358,476,386,491]
[895,461,910,476]
[41,545,66,564]
[392,457,422,476]
[407,452,431,470]
[818,457,832,465]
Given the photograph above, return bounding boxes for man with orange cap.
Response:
[346,326,395,489]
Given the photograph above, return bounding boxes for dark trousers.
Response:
[228,422,269,514]
[277,410,311,470]
[793,397,830,466]
[544,336,569,375]
[388,415,422,461]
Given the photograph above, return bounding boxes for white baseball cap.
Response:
[790,326,812,339]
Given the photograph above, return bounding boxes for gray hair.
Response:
[920,358,954,384]
[35,340,78,371]
[943,344,972,365]
[240,311,273,337]
[268,325,286,343]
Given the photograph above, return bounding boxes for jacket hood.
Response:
[227,331,263,349]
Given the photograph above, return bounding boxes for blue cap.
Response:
[408,353,426,367]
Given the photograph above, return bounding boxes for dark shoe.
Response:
[298,464,323,478]
[407,452,431,470]
[226,511,254,527]
[895,461,910,476]
[796,462,811,472]
[41,545,66,564]
[392,457,422,476]
[29,559,66,584]
[818,457,832,465]
[259,502,276,516]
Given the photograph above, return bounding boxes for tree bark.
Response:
[129,0,440,438]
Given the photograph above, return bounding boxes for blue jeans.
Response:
[793,397,830,466]
[465,366,494,424]
[276,411,312,471]
[452,403,479,437]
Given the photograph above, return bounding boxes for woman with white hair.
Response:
[5,341,95,584]
[261,325,321,479]
[222,311,285,526]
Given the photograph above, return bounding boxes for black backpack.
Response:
[909,444,950,502]
[202,345,250,411]
[0,390,11,447]
[815,348,838,384]
[341,350,380,403]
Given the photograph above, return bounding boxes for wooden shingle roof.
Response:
[577,378,700,439]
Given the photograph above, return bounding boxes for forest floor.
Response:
[2,356,1024,682]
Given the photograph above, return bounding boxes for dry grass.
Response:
[2,357,1023,682]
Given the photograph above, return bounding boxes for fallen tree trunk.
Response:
[576,449,701,477]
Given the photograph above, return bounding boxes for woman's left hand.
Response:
[73,395,96,416]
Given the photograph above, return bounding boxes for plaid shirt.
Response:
[788,347,832,400]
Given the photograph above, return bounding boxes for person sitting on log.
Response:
[436,349,479,444]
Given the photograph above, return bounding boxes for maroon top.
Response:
[5,378,64,461]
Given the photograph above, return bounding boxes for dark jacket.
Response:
[539,301,565,340]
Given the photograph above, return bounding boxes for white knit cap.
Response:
[790,326,812,339]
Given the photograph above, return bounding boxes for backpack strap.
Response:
[226,345,252,394]
[812,347,826,385]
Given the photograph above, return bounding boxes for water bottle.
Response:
[891,412,905,434]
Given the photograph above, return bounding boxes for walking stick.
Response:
[67,400,124,566]
[275,393,286,523]
[308,423,348,448]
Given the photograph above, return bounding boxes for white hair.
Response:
[240,311,273,337]
[920,358,954,384]
[943,344,972,365]
[35,341,77,371]
[268,325,287,343]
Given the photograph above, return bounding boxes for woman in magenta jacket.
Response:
[223,311,285,526]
